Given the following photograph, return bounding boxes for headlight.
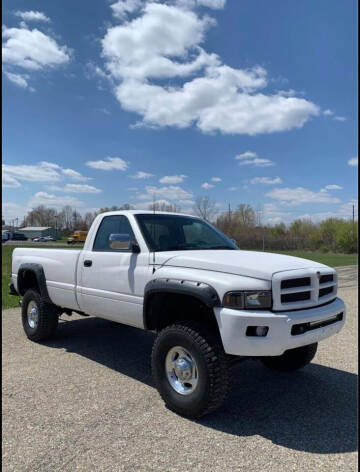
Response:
[223,291,272,310]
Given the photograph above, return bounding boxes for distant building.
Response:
[19,227,60,239]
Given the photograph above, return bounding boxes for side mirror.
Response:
[109,234,140,253]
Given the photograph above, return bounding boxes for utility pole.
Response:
[262,231,265,251]
[352,204,355,223]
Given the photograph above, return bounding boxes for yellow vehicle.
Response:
[67,230,88,245]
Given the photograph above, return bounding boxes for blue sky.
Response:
[2,0,358,225]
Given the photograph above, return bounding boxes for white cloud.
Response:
[137,185,193,201]
[110,0,143,19]
[262,203,289,224]
[47,184,102,194]
[159,174,187,184]
[333,115,346,122]
[28,192,85,209]
[61,168,90,182]
[251,176,282,185]
[101,2,319,135]
[236,151,274,167]
[2,173,21,188]
[86,157,129,171]
[266,187,341,206]
[4,71,33,89]
[3,162,62,183]
[196,0,226,8]
[2,202,28,223]
[323,184,342,190]
[297,200,358,222]
[2,25,71,71]
[131,171,154,179]
[348,157,358,167]
[228,186,239,191]
[201,182,214,189]
[211,176,222,182]
[2,161,90,187]
[14,11,50,23]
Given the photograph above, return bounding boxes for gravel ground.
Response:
[2,266,358,472]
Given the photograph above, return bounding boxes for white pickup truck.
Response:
[10,210,345,417]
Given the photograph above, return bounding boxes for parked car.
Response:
[11,232,27,241]
[2,231,10,243]
[10,210,346,418]
[44,236,56,241]
[33,237,47,242]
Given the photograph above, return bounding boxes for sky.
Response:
[2,0,358,226]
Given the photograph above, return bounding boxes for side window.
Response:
[93,216,135,251]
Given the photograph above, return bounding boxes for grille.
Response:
[320,274,333,284]
[272,269,337,311]
[281,292,311,303]
[319,286,334,297]
[281,277,310,289]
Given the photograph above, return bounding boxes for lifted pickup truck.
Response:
[10,211,345,417]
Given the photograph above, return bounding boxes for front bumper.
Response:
[214,297,345,356]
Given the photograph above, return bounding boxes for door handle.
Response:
[84,260,92,267]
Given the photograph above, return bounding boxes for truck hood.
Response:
[155,250,328,281]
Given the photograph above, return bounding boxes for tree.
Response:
[193,196,217,221]
[148,202,181,213]
[234,204,256,227]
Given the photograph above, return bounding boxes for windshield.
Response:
[135,214,237,252]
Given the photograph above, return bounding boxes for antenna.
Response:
[152,193,156,271]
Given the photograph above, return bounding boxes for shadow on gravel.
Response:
[46,316,357,455]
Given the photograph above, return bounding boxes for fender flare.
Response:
[17,263,51,301]
[143,278,220,329]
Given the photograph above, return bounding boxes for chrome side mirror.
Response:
[109,234,140,253]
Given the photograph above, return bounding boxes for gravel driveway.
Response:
[2,266,357,472]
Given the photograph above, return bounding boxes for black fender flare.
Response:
[17,263,51,301]
[143,278,220,329]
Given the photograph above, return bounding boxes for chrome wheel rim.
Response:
[165,346,198,395]
[27,301,39,329]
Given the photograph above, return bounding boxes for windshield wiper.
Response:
[157,244,198,251]
[205,245,236,250]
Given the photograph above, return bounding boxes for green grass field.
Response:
[2,245,357,310]
[266,250,358,267]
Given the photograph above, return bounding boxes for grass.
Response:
[2,245,357,310]
[265,250,358,267]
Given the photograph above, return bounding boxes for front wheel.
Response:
[21,290,59,342]
[261,343,318,372]
[152,321,230,418]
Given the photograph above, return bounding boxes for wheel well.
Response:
[144,292,220,334]
[18,270,40,295]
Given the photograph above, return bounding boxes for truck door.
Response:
[77,215,150,327]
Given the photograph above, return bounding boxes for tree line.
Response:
[19,199,357,253]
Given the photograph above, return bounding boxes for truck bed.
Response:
[12,248,82,310]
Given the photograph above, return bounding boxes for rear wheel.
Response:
[152,321,230,418]
[21,289,59,342]
[261,343,318,372]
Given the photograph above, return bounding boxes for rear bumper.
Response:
[214,297,345,356]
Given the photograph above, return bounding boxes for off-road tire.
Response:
[152,321,230,418]
[21,289,59,342]
[261,343,318,372]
